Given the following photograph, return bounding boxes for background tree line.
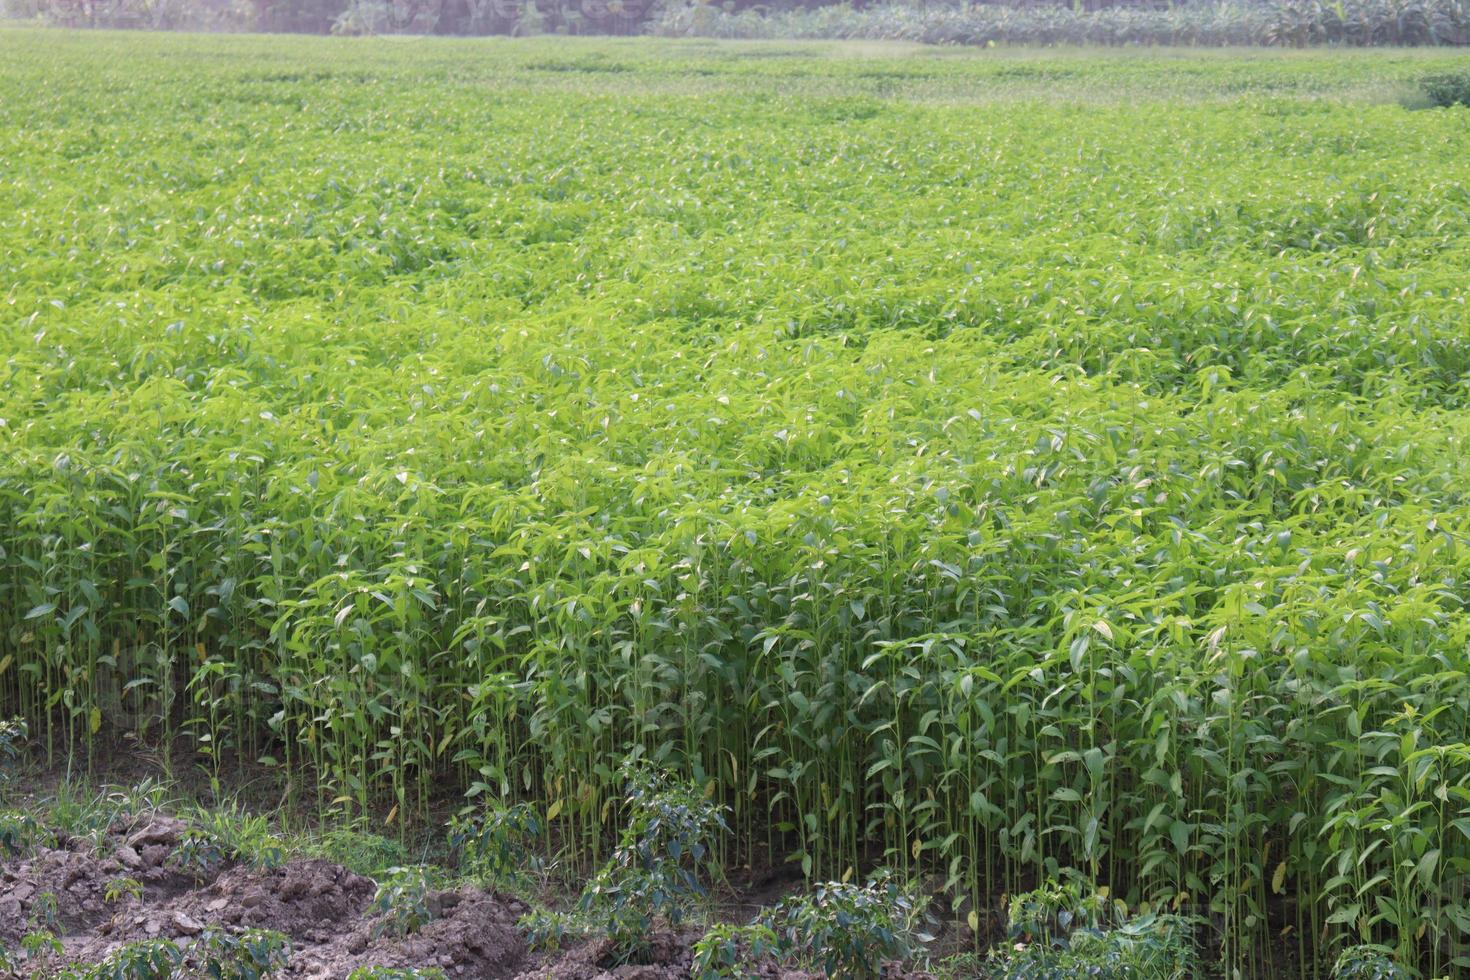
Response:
[2,0,1230,36]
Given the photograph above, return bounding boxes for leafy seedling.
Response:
[578,761,728,965]
[369,867,435,939]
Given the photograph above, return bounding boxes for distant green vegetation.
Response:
[1,31,1468,977]
[5,0,1470,44]
[655,0,1470,47]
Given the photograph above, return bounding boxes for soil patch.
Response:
[0,814,892,978]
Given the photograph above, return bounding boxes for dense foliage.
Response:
[987,873,1198,977]
[1421,69,1470,104]
[1,32,1469,976]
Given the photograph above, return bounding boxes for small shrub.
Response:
[518,909,579,952]
[692,922,778,979]
[65,939,182,980]
[447,801,543,884]
[345,968,448,980]
[1006,873,1117,946]
[369,866,435,939]
[196,926,292,979]
[578,761,728,964]
[1332,945,1414,980]
[171,827,230,880]
[29,891,62,932]
[0,810,51,857]
[986,876,1196,980]
[0,718,27,788]
[157,808,287,883]
[20,928,63,973]
[758,870,924,980]
[1422,73,1470,108]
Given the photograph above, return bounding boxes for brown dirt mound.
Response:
[1,815,200,945]
[0,814,531,977]
[0,813,926,979]
[509,928,699,980]
[291,886,530,979]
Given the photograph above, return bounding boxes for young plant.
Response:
[104,875,146,930]
[691,922,778,980]
[757,871,925,980]
[518,909,579,952]
[988,916,1197,980]
[195,926,292,979]
[0,810,50,858]
[171,827,230,881]
[105,876,145,904]
[1332,945,1415,980]
[345,969,448,980]
[0,719,26,793]
[184,805,286,871]
[987,876,1197,980]
[1005,872,1117,947]
[310,825,410,878]
[28,892,62,933]
[447,801,543,884]
[368,866,435,939]
[67,939,182,980]
[578,762,728,964]
[40,780,146,852]
[19,928,63,977]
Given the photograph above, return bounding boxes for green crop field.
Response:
[2,29,1469,977]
